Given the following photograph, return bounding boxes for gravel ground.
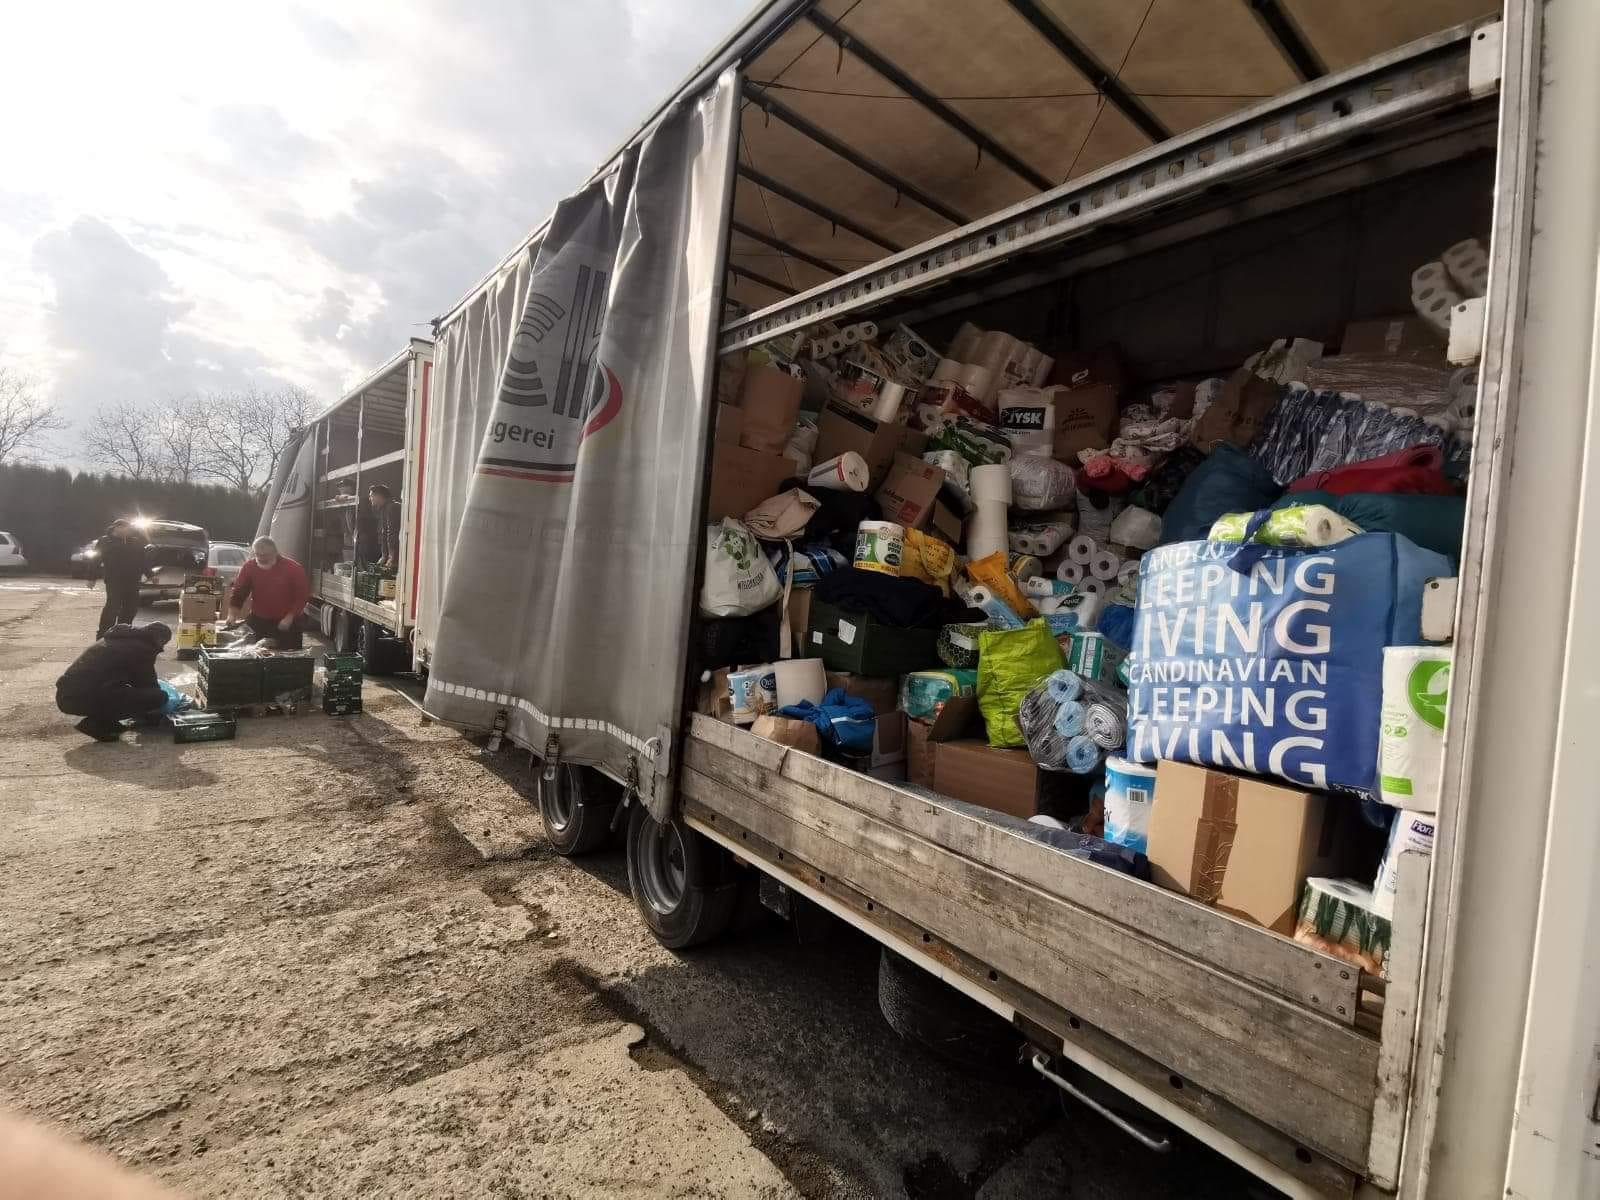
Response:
[0,578,1266,1198]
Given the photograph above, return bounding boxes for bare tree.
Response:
[82,400,166,480]
[155,395,204,484]
[194,385,315,496]
[0,367,68,466]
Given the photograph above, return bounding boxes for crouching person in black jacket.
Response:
[56,622,173,741]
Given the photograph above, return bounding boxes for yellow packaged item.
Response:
[966,551,1038,619]
[899,528,955,595]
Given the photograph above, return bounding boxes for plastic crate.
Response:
[322,652,366,673]
[169,710,237,743]
[322,697,363,717]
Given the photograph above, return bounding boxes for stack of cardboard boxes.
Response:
[176,577,222,659]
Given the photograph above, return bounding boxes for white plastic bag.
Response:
[699,519,782,617]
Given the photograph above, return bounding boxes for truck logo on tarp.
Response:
[478,263,621,483]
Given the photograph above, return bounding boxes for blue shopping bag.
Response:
[1126,512,1452,795]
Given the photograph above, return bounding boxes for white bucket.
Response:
[854,520,905,575]
[726,666,777,724]
[772,657,826,708]
[1103,756,1158,853]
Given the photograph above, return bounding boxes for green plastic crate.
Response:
[322,697,363,717]
[322,652,366,673]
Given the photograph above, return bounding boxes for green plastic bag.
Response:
[977,620,1065,748]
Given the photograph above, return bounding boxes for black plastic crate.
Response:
[322,697,363,717]
[261,656,315,696]
[170,710,237,743]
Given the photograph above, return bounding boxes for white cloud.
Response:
[0,0,752,454]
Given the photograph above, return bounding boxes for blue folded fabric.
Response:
[777,687,876,754]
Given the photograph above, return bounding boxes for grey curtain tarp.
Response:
[258,426,314,563]
[422,70,740,816]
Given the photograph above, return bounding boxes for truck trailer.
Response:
[261,3,1599,1195]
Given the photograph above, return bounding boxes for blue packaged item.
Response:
[1103,755,1158,853]
[1125,514,1452,795]
[1097,601,1137,651]
[157,678,191,715]
[777,687,876,754]
[1160,443,1283,544]
[899,669,978,720]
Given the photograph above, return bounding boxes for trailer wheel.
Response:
[877,948,1024,1077]
[537,763,618,856]
[332,609,357,655]
[625,803,735,950]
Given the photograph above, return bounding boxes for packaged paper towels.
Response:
[1373,809,1436,919]
[1377,645,1452,812]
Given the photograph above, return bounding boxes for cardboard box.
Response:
[707,442,792,521]
[906,717,935,785]
[751,714,820,755]
[815,401,914,485]
[176,621,217,650]
[1147,762,1343,934]
[824,671,900,716]
[1049,345,1127,394]
[928,497,963,546]
[785,587,813,659]
[714,403,744,446]
[1340,315,1446,358]
[874,452,945,529]
[737,362,803,453]
[1051,383,1119,460]
[180,592,221,623]
[1191,369,1280,453]
[716,350,748,407]
[932,739,1045,819]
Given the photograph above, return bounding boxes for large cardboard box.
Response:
[180,592,221,623]
[1051,383,1119,460]
[1191,369,1280,453]
[875,452,944,529]
[855,711,908,782]
[815,401,923,485]
[906,716,935,784]
[707,442,792,521]
[737,362,804,453]
[751,714,820,755]
[825,671,900,715]
[714,403,744,446]
[1340,315,1446,358]
[1147,761,1343,934]
[1049,345,1127,393]
[932,739,1044,819]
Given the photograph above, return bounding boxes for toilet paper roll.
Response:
[1008,553,1043,582]
[808,339,831,360]
[840,323,863,347]
[951,363,996,411]
[969,585,1025,630]
[827,334,849,355]
[948,321,984,362]
[1442,238,1489,298]
[1117,559,1141,586]
[772,657,826,709]
[807,451,870,492]
[923,449,970,488]
[1088,550,1121,582]
[856,320,879,343]
[1055,561,1084,585]
[970,463,1013,505]
[1077,577,1105,597]
[967,504,1009,561]
[1067,534,1098,566]
[1410,261,1450,292]
[930,357,963,384]
[871,380,907,423]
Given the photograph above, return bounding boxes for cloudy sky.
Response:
[0,0,752,456]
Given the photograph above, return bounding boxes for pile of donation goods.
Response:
[168,645,369,743]
[699,242,1485,981]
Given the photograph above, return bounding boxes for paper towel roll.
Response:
[1067,534,1097,566]
[1055,560,1084,585]
[872,380,907,422]
[968,504,1009,561]
[970,463,1012,505]
[948,322,984,362]
[1373,809,1436,919]
[969,585,1024,630]
[1378,646,1451,811]
[1088,550,1121,582]
[807,451,869,492]
[1108,506,1162,551]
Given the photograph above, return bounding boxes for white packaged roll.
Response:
[967,504,1008,561]
[930,357,963,384]
[970,463,1012,505]
[787,420,819,456]
[1373,810,1437,919]
[923,449,970,488]
[872,380,907,422]
[1055,561,1084,585]
[1067,534,1098,566]
[951,363,996,411]
[1377,645,1451,812]
[1108,505,1162,551]
[807,451,870,492]
[1088,549,1121,582]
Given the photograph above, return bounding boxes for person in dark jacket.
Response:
[92,520,147,639]
[56,622,173,741]
[367,484,401,569]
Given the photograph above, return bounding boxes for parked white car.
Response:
[0,531,27,571]
[207,541,249,588]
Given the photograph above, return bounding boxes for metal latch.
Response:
[485,707,509,754]
[541,734,561,783]
[1468,21,1504,98]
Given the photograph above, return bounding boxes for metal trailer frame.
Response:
[304,339,434,644]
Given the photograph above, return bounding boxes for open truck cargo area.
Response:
[261,2,1600,1196]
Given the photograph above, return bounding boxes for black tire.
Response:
[625,802,736,950]
[537,764,619,856]
[333,609,358,655]
[877,948,1024,1077]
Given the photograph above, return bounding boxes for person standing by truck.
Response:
[92,520,146,639]
[367,484,401,570]
[225,536,309,650]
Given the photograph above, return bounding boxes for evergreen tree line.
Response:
[0,462,261,571]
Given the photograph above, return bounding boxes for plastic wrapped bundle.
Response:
[1008,454,1077,511]
[1078,678,1128,750]
[1018,682,1071,769]
[936,621,985,668]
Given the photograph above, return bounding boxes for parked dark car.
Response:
[135,519,210,601]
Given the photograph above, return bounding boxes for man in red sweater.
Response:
[226,536,309,650]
